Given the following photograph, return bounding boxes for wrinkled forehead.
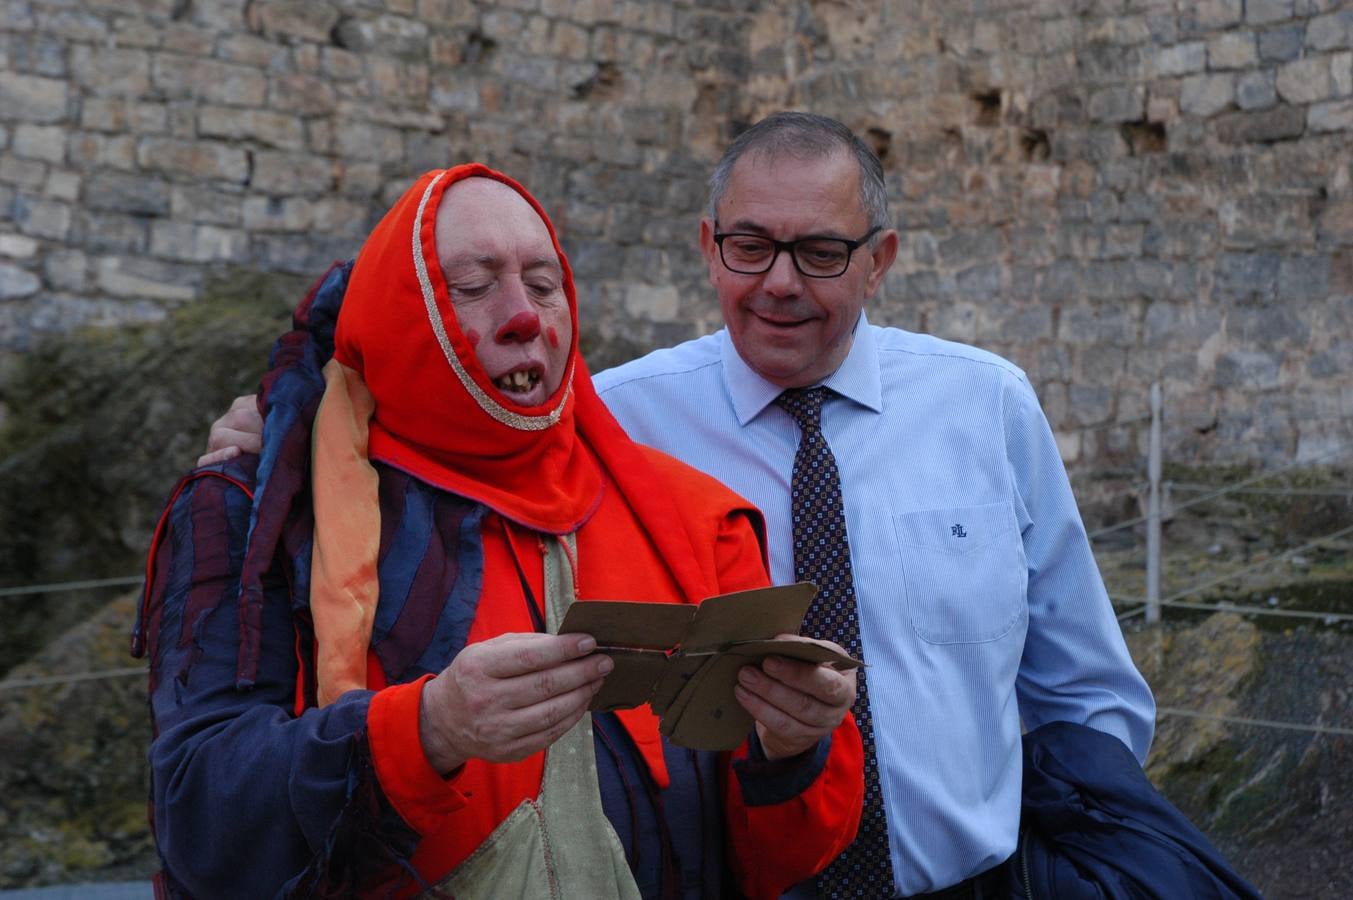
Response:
[433,176,559,268]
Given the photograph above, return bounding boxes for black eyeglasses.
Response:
[712,225,882,279]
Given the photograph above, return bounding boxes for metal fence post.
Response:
[1146,382,1162,624]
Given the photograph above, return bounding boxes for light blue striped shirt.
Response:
[594,313,1155,895]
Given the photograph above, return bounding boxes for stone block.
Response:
[1220,194,1312,247]
[931,302,979,343]
[334,14,430,58]
[1152,41,1206,77]
[1335,51,1352,95]
[1259,25,1305,62]
[1069,383,1115,425]
[42,248,87,292]
[1078,43,1145,85]
[0,233,38,258]
[0,262,40,299]
[1246,0,1294,24]
[69,45,151,96]
[956,262,1002,300]
[247,0,340,42]
[34,7,109,42]
[218,34,289,68]
[418,0,480,26]
[1318,199,1353,243]
[1179,73,1234,116]
[1308,98,1353,130]
[1215,103,1306,142]
[1213,251,1280,301]
[1306,9,1353,50]
[1276,254,1330,301]
[12,194,70,240]
[153,54,267,106]
[250,151,334,194]
[0,72,68,123]
[938,229,1003,267]
[268,73,336,115]
[149,221,250,262]
[1276,56,1333,103]
[95,255,198,302]
[623,284,679,322]
[10,32,68,77]
[12,124,64,163]
[998,304,1053,342]
[73,210,148,253]
[198,106,306,151]
[67,132,136,170]
[550,20,590,60]
[1235,71,1278,110]
[1,155,47,190]
[1215,350,1282,388]
[242,195,314,231]
[333,120,404,162]
[163,23,215,56]
[1207,32,1257,69]
[1062,303,1134,344]
[170,186,244,226]
[1089,86,1146,123]
[80,97,169,133]
[1182,0,1242,31]
[1040,259,1084,302]
[86,171,170,216]
[138,138,249,183]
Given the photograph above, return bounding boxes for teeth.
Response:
[495,370,539,393]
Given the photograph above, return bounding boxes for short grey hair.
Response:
[706,111,890,234]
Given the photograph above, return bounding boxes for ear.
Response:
[863,228,900,297]
[699,217,720,286]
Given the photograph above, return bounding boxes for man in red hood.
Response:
[138,164,863,899]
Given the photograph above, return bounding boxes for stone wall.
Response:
[1,0,1350,468]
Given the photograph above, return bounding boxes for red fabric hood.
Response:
[333,164,601,533]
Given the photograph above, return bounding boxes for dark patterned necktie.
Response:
[776,387,894,899]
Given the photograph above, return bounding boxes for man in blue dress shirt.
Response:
[202,112,1155,898]
[591,112,1155,898]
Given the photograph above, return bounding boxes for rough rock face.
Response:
[0,270,299,678]
[0,591,152,886]
[1126,610,1353,899]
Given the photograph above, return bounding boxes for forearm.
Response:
[723,714,864,898]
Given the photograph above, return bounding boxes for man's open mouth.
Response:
[495,369,542,394]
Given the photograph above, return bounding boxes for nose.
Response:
[760,247,803,299]
[493,278,542,344]
[496,309,541,343]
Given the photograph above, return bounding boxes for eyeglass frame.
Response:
[711,224,883,279]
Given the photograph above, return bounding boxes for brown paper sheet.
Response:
[558,583,861,750]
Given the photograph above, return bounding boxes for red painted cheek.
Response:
[464,329,480,348]
[546,326,559,348]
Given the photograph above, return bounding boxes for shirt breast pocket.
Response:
[892,502,1026,644]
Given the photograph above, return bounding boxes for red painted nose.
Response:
[496,310,541,343]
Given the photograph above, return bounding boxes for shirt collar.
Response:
[721,310,883,425]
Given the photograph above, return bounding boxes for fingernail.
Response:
[597,656,614,675]
[576,636,597,654]
[738,667,757,685]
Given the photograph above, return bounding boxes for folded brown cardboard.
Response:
[558,583,861,750]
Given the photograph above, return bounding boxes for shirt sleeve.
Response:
[713,508,866,899]
[1003,372,1156,762]
[142,466,417,899]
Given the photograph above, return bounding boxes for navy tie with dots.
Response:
[776,387,894,899]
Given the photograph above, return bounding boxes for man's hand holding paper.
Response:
[735,635,858,760]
